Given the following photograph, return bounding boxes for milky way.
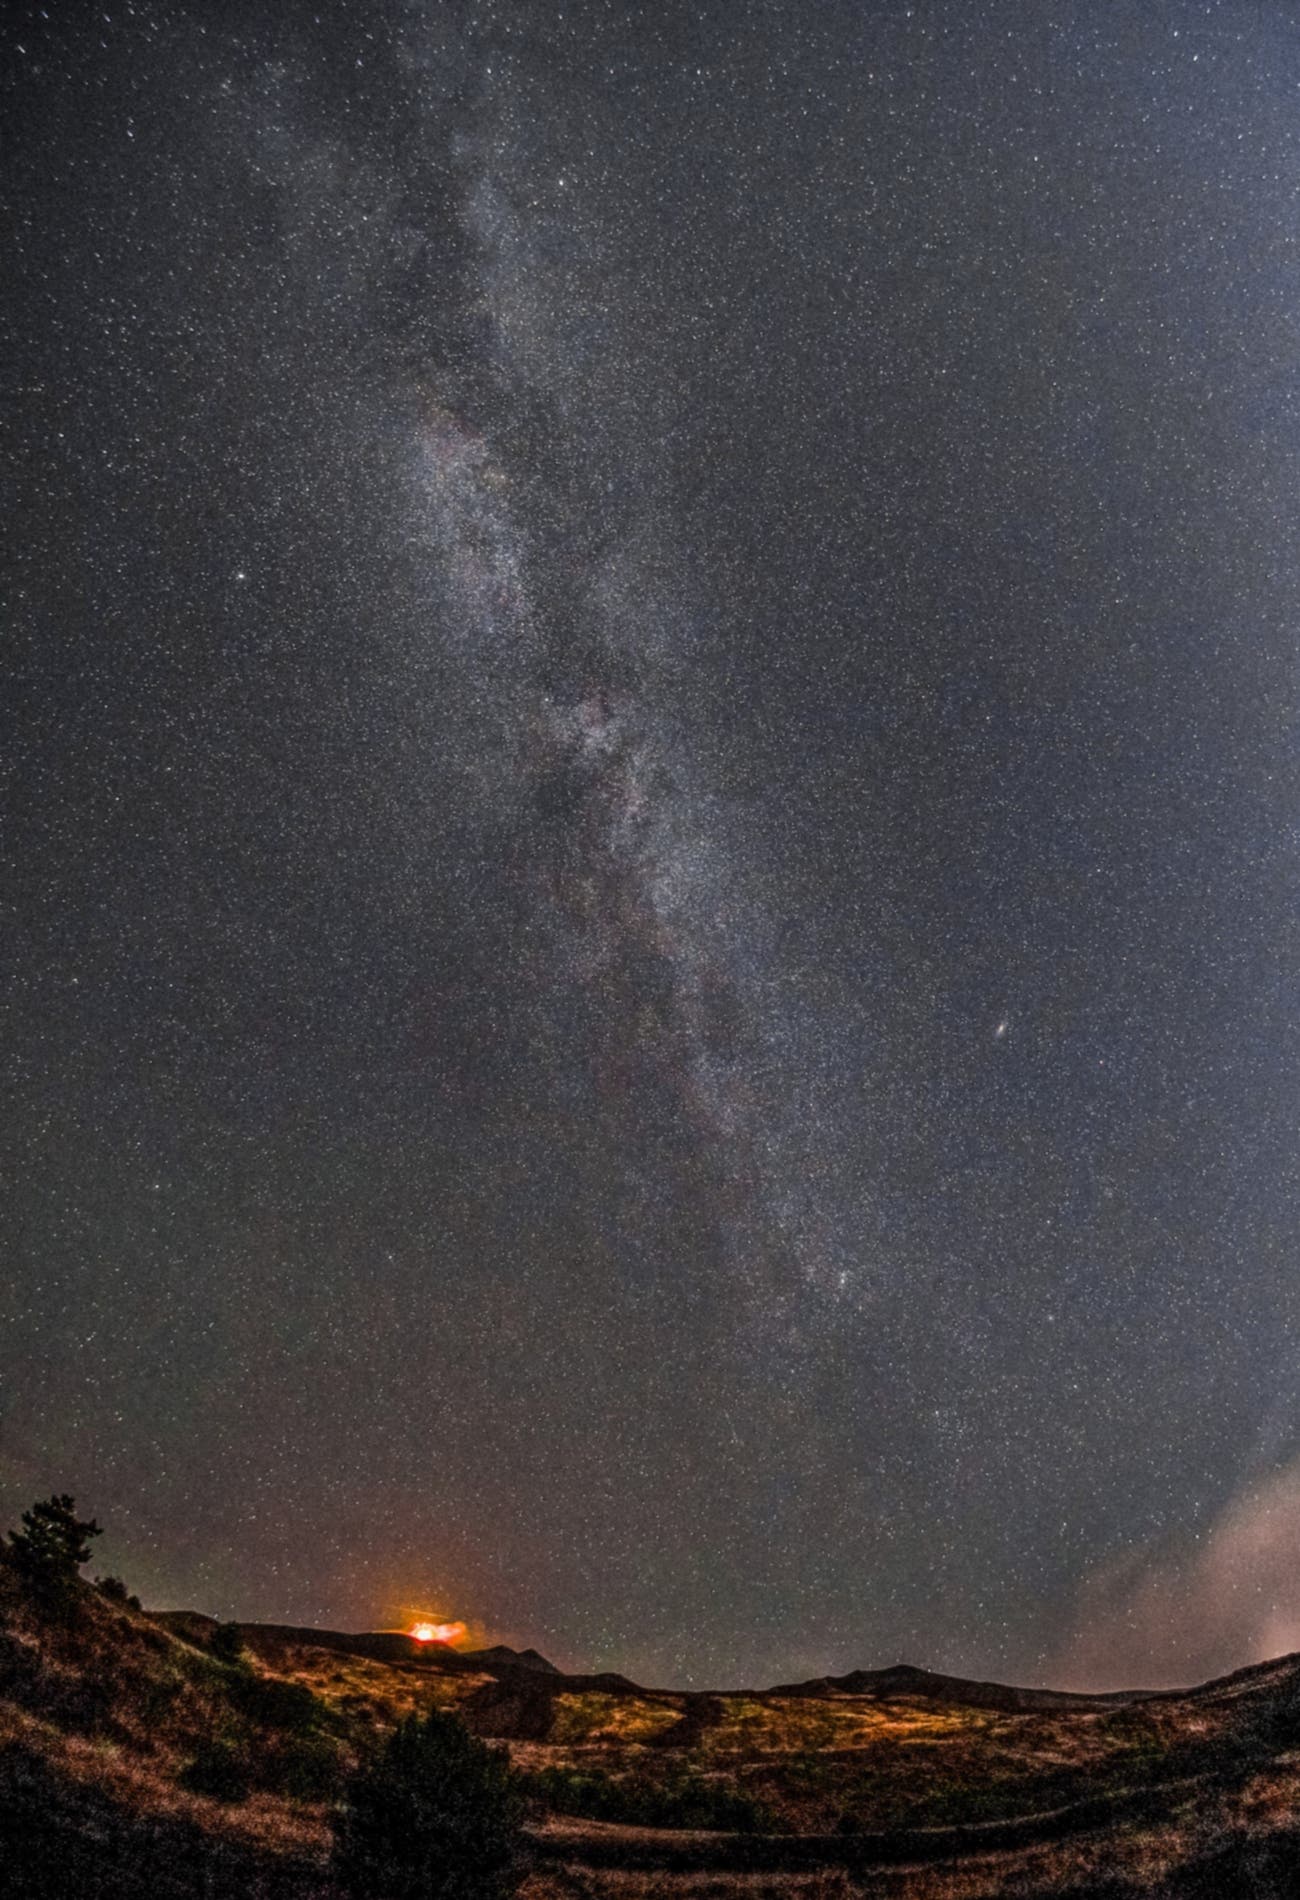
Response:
[401,81,877,1356]
[6,0,1300,1689]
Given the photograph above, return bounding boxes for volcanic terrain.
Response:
[4,1555,1300,1896]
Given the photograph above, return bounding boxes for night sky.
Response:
[5,0,1300,1692]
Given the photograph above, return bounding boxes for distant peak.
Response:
[462,1643,560,1675]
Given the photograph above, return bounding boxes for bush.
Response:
[37,1672,116,1737]
[209,1621,245,1664]
[265,1733,345,1803]
[94,1574,142,1611]
[334,1708,525,1899]
[178,1738,251,1803]
[140,1676,182,1724]
[528,1763,774,1833]
[227,1669,323,1735]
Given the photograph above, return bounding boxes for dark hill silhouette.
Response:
[459,1665,645,1741]
[153,1613,1300,1721]
[153,1611,469,1668]
[462,1642,559,1674]
[150,1612,581,1681]
[152,1607,641,1743]
[765,1659,1142,1713]
[14,1564,1300,1897]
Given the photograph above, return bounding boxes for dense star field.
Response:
[4,0,1299,1692]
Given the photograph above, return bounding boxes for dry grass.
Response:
[551,1693,685,1746]
[0,1691,331,1862]
[7,1559,1300,1898]
[521,1873,857,1900]
[510,1687,1244,1839]
[246,1640,489,1727]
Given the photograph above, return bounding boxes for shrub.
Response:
[228,1669,323,1735]
[94,1574,142,1611]
[178,1738,251,1803]
[1103,1711,1167,1767]
[209,1621,245,1664]
[334,1708,525,1899]
[528,1763,774,1833]
[266,1733,345,1803]
[140,1675,182,1724]
[33,1670,116,1736]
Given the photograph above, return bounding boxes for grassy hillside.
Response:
[5,1547,1300,1897]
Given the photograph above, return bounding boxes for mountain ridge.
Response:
[150,1609,1300,1710]
[12,1567,1300,1896]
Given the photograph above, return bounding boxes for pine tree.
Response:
[8,1494,102,1594]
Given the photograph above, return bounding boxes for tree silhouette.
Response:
[209,1620,246,1665]
[334,1707,525,1900]
[8,1495,102,1596]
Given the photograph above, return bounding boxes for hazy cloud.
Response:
[1054,1457,1300,1691]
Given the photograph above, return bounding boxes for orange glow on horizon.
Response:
[408,1619,468,1646]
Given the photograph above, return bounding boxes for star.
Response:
[7,0,1296,1696]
